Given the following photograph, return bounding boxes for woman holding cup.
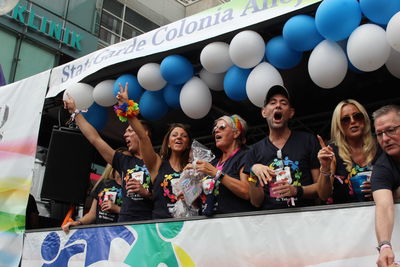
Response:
[62,163,123,233]
[317,99,380,204]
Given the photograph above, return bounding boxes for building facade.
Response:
[0,0,227,84]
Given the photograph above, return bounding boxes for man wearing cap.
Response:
[245,85,320,209]
[370,105,400,267]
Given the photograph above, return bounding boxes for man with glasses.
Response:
[245,85,320,209]
[371,105,400,267]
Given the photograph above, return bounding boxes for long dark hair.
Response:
[159,123,192,171]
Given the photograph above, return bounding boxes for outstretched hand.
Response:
[63,93,77,114]
[117,82,129,105]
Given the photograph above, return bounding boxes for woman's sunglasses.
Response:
[340,112,364,124]
[212,123,226,135]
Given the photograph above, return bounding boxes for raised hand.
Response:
[63,93,77,114]
[116,82,129,105]
[317,135,335,172]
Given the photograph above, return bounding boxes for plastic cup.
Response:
[350,175,368,201]
[268,181,280,198]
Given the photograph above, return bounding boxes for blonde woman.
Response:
[62,164,122,233]
[317,99,379,203]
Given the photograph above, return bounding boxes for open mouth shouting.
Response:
[273,111,283,123]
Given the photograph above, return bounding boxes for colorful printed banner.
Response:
[0,70,49,267]
[46,0,322,98]
[21,203,400,266]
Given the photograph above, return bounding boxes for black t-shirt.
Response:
[152,160,182,219]
[328,144,380,204]
[371,152,400,192]
[90,179,122,224]
[112,152,153,222]
[244,131,320,209]
[210,148,258,214]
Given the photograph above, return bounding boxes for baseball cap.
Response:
[264,85,290,106]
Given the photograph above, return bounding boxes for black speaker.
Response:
[41,127,94,205]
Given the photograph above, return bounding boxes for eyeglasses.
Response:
[340,112,364,124]
[212,123,226,135]
[375,125,400,139]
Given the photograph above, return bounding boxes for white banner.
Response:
[46,0,322,98]
[0,70,49,267]
[22,203,400,267]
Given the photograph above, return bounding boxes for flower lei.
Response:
[114,100,140,122]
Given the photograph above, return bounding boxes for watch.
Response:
[376,240,391,252]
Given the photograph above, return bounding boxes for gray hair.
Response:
[372,105,400,121]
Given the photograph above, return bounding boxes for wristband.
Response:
[215,170,225,181]
[248,177,258,183]
[295,186,304,198]
[66,109,87,125]
[377,241,391,252]
[320,169,331,177]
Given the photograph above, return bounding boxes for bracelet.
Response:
[215,170,225,181]
[320,169,331,176]
[66,109,87,125]
[114,100,140,122]
[377,241,392,252]
[248,177,258,183]
[295,186,304,198]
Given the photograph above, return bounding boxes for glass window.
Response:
[101,11,122,33]
[122,23,143,39]
[14,40,55,81]
[125,8,158,32]
[67,0,97,33]
[102,0,123,17]
[34,0,67,16]
[0,30,17,84]
[99,27,120,45]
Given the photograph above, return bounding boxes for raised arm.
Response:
[64,95,115,164]
[316,135,336,201]
[116,83,161,180]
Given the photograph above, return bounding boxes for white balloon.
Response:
[180,77,212,119]
[137,63,167,91]
[0,0,19,15]
[199,68,225,91]
[200,42,233,73]
[63,83,94,110]
[347,24,391,72]
[387,11,400,53]
[308,40,348,89]
[246,62,284,107]
[386,48,400,79]
[229,30,265,69]
[93,79,117,107]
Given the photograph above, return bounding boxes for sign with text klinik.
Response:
[10,4,83,51]
[47,0,321,98]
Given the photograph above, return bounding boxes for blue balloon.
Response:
[223,66,251,101]
[315,0,362,41]
[360,0,400,25]
[283,15,324,51]
[139,90,168,120]
[163,84,182,109]
[113,74,144,102]
[160,55,194,85]
[83,102,108,131]
[266,36,303,69]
